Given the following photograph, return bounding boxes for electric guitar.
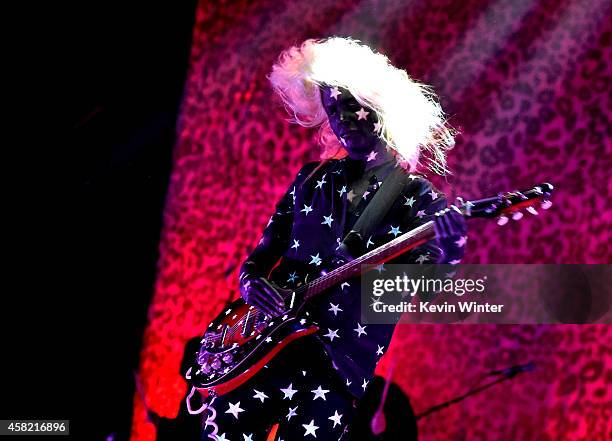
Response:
[185,183,554,399]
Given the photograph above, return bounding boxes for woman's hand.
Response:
[240,275,285,316]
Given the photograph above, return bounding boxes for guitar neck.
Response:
[301,221,435,303]
[298,182,555,305]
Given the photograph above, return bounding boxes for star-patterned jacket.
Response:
[240,157,465,399]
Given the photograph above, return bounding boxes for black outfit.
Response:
[203,157,464,440]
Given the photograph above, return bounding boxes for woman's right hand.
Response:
[240,276,285,316]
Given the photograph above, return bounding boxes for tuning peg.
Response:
[526,206,538,215]
[541,200,552,210]
[512,211,523,221]
[497,215,509,226]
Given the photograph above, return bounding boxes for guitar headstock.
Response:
[458,183,554,225]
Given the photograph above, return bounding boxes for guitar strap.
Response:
[341,164,409,252]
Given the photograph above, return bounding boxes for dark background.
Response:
[4,1,197,439]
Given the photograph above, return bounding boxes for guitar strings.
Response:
[203,224,432,346]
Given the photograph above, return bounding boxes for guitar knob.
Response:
[497,215,509,226]
[541,200,552,210]
[197,351,209,365]
[222,353,233,364]
[211,358,222,370]
[512,211,523,220]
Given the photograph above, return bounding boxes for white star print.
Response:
[416,210,426,218]
[315,177,327,189]
[243,434,253,441]
[338,185,347,196]
[415,254,429,264]
[370,296,384,308]
[376,345,385,356]
[291,239,300,250]
[287,271,298,283]
[321,214,334,227]
[253,389,268,403]
[376,264,386,273]
[225,401,244,419]
[366,236,374,248]
[455,236,467,247]
[429,189,438,200]
[346,378,352,386]
[388,226,402,237]
[362,190,370,199]
[356,107,369,120]
[340,282,350,290]
[216,433,230,441]
[286,405,298,420]
[323,328,340,342]
[311,385,330,401]
[302,419,319,437]
[328,303,343,316]
[329,410,343,427]
[301,204,313,215]
[373,121,383,132]
[362,379,369,390]
[404,196,415,207]
[354,323,367,337]
[309,253,322,266]
[346,189,357,202]
[329,86,342,100]
[280,383,298,400]
[366,150,378,162]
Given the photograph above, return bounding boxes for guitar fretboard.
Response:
[301,221,436,303]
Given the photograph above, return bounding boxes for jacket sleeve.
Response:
[239,162,319,281]
[389,177,465,265]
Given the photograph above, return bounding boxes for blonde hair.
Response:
[268,37,457,175]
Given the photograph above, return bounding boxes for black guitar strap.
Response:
[341,164,409,251]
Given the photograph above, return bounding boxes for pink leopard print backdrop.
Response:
[132,0,612,439]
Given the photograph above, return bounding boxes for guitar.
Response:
[185,183,554,399]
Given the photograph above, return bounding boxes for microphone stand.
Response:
[415,364,533,420]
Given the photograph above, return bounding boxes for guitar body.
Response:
[187,258,320,398]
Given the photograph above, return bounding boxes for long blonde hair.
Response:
[268,37,457,175]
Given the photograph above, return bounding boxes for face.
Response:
[320,85,381,158]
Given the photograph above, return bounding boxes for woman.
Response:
[203,36,466,441]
